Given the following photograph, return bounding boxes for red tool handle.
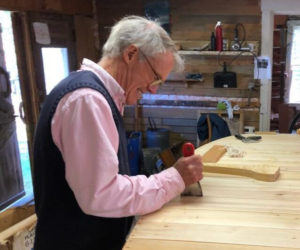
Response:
[182,142,195,157]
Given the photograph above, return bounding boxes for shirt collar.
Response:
[79,58,126,114]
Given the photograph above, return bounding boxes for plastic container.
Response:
[127,131,142,176]
[141,147,161,177]
[0,205,36,250]
[215,21,223,51]
[146,128,169,151]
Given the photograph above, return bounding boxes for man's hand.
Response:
[173,155,203,186]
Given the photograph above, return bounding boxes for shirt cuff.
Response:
[159,167,186,195]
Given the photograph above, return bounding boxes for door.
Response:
[11,12,77,171]
[0,23,24,210]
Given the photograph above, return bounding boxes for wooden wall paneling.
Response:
[25,12,77,105]
[11,13,40,169]
[172,23,261,41]
[171,15,261,28]
[167,74,255,89]
[74,15,100,66]
[124,105,199,146]
[167,0,261,112]
[170,0,261,41]
[182,55,255,73]
[0,0,92,15]
[244,110,260,122]
[92,0,262,141]
[157,86,255,98]
[95,0,144,55]
[172,53,257,102]
[170,0,261,16]
[140,106,198,119]
[124,106,260,147]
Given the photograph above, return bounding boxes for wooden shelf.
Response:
[166,79,204,83]
[178,50,255,56]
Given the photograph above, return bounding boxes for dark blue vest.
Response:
[33,71,133,250]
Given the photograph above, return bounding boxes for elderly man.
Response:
[33,15,203,250]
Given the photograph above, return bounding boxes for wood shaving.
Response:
[225,145,246,158]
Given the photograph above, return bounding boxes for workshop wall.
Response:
[95,0,145,53]
[100,0,262,146]
[0,0,97,65]
[1,0,262,147]
[0,0,92,15]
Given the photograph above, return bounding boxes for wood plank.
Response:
[203,162,280,182]
[172,15,261,26]
[244,111,260,122]
[11,12,40,171]
[195,135,300,179]
[139,106,199,119]
[0,215,36,243]
[124,239,292,250]
[125,135,300,249]
[170,0,261,15]
[200,174,300,188]
[157,87,254,98]
[138,208,300,230]
[179,51,256,57]
[0,0,92,15]
[124,107,259,130]
[166,74,255,89]
[172,24,261,41]
[130,222,300,248]
[168,195,300,214]
[74,15,100,66]
[202,145,227,162]
[124,107,260,146]
[0,206,34,232]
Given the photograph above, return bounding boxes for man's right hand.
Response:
[173,155,203,186]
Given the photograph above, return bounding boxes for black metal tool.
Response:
[235,134,262,143]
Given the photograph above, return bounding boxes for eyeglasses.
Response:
[140,51,163,87]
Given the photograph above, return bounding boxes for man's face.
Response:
[124,51,174,105]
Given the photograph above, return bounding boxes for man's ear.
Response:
[123,45,138,64]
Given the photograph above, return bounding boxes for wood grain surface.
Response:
[124,134,300,249]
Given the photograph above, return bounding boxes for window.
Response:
[286,20,300,104]
[41,47,69,94]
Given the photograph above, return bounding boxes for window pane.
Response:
[289,26,300,103]
[41,47,69,94]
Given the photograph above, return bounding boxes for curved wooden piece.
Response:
[203,163,280,182]
[195,136,285,182]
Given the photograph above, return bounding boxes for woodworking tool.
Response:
[235,134,261,143]
[182,142,203,197]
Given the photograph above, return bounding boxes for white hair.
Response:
[102,15,184,72]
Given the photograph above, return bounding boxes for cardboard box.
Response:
[0,205,36,250]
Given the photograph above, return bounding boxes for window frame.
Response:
[285,20,300,104]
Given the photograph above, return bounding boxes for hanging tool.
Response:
[181,142,203,197]
[148,117,157,131]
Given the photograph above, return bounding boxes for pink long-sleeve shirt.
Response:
[51,58,185,218]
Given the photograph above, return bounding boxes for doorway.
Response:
[0,10,77,210]
[0,10,31,210]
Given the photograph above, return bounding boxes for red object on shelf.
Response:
[215,21,223,52]
[182,143,195,157]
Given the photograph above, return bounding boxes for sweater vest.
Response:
[33,71,133,250]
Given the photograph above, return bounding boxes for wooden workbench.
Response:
[124,134,300,249]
